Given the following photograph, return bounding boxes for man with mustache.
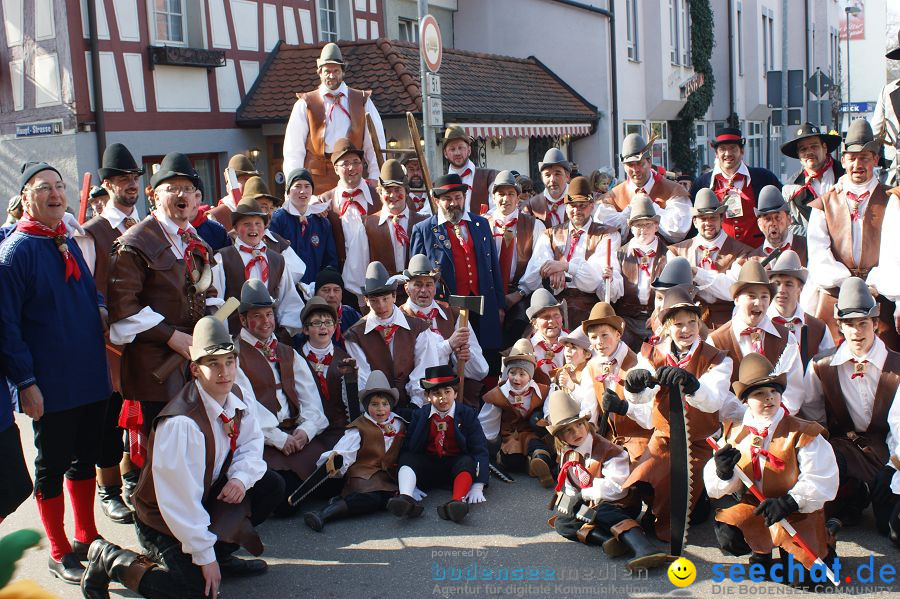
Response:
[747,186,808,265]
[779,123,843,235]
[525,148,571,228]
[442,125,497,216]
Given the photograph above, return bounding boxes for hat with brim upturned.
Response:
[656,286,703,325]
[431,173,469,197]
[241,176,281,208]
[767,250,808,284]
[559,325,592,352]
[730,261,777,298]
[692,188,726,216]
[732,352,787,400]
[362,261,397,296]
[420,364,459,391]
[501,339,538,379]
[538,148,572,173]
[378,159,408,187]
[300,296,337,324]
[227,154,260,177]
[443,124,473,145]
[834,276,880,319]
[779,122,842,158]
[403,253,439,280]
[239,278,277,314]
[754,185,790,216]
[564,177,593,204]
[316,43,344,68]
[331,138,365,165]
[360,370,400,407]
[526,288,563,320]
[98,143,144,180]
[150,152,200,189]
[619,133,653,163]
[189,316,236,361]
[546,390,589,437]
[627,194,661,224]
[581,302,624,333]
[842,118,882,155]
[231,196,270,226]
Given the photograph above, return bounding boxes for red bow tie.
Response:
[713,173,752,206]
[240,245,269,282]
[391,214,409,246]
[555,457,592,492]
[666,352,692,369]
[375,323,399,344]
[415,308,440,332]
[218,412,240,452]
[847,191,870,222]
[15,214,82,282]
[764,242,790,254]
[592,359,621,384]
[745,425,786,481]
[771,316,802,330]
[849,358,869,379]
[633,247,656,275]
[340,189,366,217]
[255,339,278,362]
[379,420,399,437]
[740,327,764,354]
[324,91,351,120]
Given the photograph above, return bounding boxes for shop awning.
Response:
[459,122,593,139]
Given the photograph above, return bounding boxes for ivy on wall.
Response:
[670,0,715,175]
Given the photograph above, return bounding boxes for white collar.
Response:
[762,230,793,253]
[100,202,136,229]
[195,380,247,422]
[437,211,472,226]
[491,207,519,224]
[594,340,628,366]
[628,236,659,253]
[234,236,267,252]
[286,198,329,218]
[711,161,751,182]
[766,302,804,322]
[364,412,400,427]
[838,174,879,197]
[428,401,457,419]
[693,229,728,249]
[363,306,410,334]
[403,298,447,320]
[302,340,334,358]
[544,186,567,205]
[832,336,888,369]
[378,205,410,226]
[626,171,656,194]
[239,328,274,349]
[501,380,540,398]
[449,160,476,177]
[742,401,785,431]
[153,210,195,237]
[731,315,781,338]
[665,337,700,359]
[319,82,348,97]
[531,331,563,349]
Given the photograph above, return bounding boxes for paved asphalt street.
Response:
[4,413,899,599]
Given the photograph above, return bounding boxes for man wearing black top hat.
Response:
[690,128,781,248]
[872,31,900,178]
[779,123,844,235]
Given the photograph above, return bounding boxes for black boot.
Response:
[121,470,139,510]
[585,528,628,558]
[98,486,134,524]
[436,500,468,523]
[218,554,268,578]
[387,494,422,518]
[619,528,668,571]
[304,498,349,532]
[748,552,774,581]
[81,539,156,597]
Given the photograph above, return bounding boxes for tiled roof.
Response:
[236,38,598,126]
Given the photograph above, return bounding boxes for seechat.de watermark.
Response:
[711,554,896,587]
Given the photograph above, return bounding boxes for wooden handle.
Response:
[456,308,469,398]
[406,112,437,214]
[366,113,384,169]
[152,353,185,385]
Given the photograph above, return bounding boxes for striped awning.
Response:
[460,123,593,139]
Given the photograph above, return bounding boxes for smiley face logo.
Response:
[667,557,696,587]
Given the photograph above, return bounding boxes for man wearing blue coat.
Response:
[410,174,505,370]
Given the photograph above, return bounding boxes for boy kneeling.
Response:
[82,316,283,599]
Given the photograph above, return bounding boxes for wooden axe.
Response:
[151,297,240,385]
[448,295,484,398]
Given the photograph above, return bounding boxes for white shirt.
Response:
[402,298,489,380]
[211,238,306,336]
[344,306,443,407]
[669,229,737,303]
[760,230,795,257]
[74,203,138,274]
[316,412,403,475]
[709,316,805,415]
[449,160,484,214]
[868,193,900,311]
[560,434,629,503]
[264,229,307,284]
[573,341,631,423]
[303,340,359,420]
[377,206,413,273]
[781,166,836,207]
[326,180,376,295]
[765,303,835,353]
[703,407,838,513]
[478,380,543,442]
[598,174,691,242]
[487,208,546,283]
[872,78,900,162]
[234,329,328,450]
[535,188,568,228]
[151,381,266,566]
[623,237,659,305]
[282,82,385,180]
[887,387,900,494]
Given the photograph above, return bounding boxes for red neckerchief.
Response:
[391,214,409,246]
[697,243,720,270]
[375,323,399,344]
[118,400,146,467]
[218,411,240,452]
[771,315,802,331]
[240,245,269,282]
[335,306,344,343]
[161,217,209,282]
[666,350,694,410]
[632,247,656,275]
[546,196,564,226]
[307,350,333,401]
[255,338,278,362]
[764,242,790,254]
[298,213,308,237]
[566,229,585,261]
[745,425,785,481]
[340,189,365,217]
[555,456,592,492]
[493,218,518,238]
[15,214,81,281]
[536,339,564,371]
[458,168,472,178]
[191,204,210,228]
[713,172,753,206]
[379,417,399,438]
[849,358,868,379]
[847,190,870,222]
[324,91,351,120]
[415,307,440,332]
[740,327,765,354]
[790,156,834,200]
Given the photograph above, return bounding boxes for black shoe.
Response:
[585,528,628,558]
[48,553,85,584]
[437,500,469,523]
[749,552,774,581]
[72,539,92,562]
[304,499,349,532]
[99,486,134,524]
[620,529,668,571]
[387,494,420,518]
[218,554,268,578]
[81,539,116,599]
[122,470,140,510]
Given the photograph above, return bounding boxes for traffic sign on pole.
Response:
[420,15,442,73]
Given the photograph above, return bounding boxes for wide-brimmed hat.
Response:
[692,188,726,216]
[98,143,143,180]
[754,185,790,216]
[842,119,881,155]
[564,177,592,204]
[780,122,842,158]
[559,326,592,351]
[150,152,200,189]
[492,170,521,193]
[768,250,808,284]
[526,288,563,319]
[330,138,365,165]
[403,253,439,279]
[362,261,397,296]
[502,339,537,379]
[732,353,787,400]
[656,286,703,324]
[443,124,472,144]
[887,30,900,60]
[241,176,281,206]
[378,159,407,187]
[239,278,277,314]
[300,295,337,324]
[651,256,695,290]
[538,148,572,173]
[420,364,459,391]
[730,261,777,298]
[227,154,260,177]
[619,133,653,163]
[316,43,344,68]
[231,196,269,226]
[360,370,400,407]
[710,128,745,148]
[834,276,879,319]
[189,316,236,361]
[431,173,469,197]
[546,390,588,437]
[627,194,660,224]
[581,302,624,333]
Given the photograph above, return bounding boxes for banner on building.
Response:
[840,0,865,40]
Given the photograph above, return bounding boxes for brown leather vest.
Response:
[487,212,537,285]
[302,87,368,179]
[208,203,233,232]
[400,301,458,340]
[343,316,431,408]
[217,245,285,333]
[344,415,405,493]
[748,234,809,266]
[587,350,647,442]
[319,183,383,263]
[133,383,260,554]
[615,238,669,317]
[238,338,300,427]
[668,234,751,272]
[483,384,548,436]
[609,176,685,211]
[641,340,727,440]
[364,210,425,274]
[303,344,353,431]
[709,320,790,384]
[547,222,617,261]
[469,168,498,216]
[83,214,122,299]
[579,433,628,476]
[809,183,888,276]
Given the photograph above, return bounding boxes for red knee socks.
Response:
[452,472,473,501]
[35,492,71,561]
[66,477,99,544]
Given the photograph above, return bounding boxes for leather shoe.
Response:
[72,537,103,562]
[437,500,469,523]
[99,485,134,524]
[48,553,85,584]
[218,554,268,578]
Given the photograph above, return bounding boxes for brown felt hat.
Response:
[732,352,786,400]
[378,159,407,187]
[581,302,624,333]
[730,260,777,298]
[316,43,345,68]
[656,286,703,324]
[228,154,260,176]
[300,296,337,323]
[546,390,588,437]
[443,124,472,144]
[231,196,270,226]
[564,176,593,204]
[240,176,281,208]
[331,138,365,165]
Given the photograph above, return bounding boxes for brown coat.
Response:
[108,218,216,405]
[608,176,687,212]
[342,415,405,495]
[526,192,566,227]
[302,87,369,193]
[708,320,790,383]
[482,385,549,455]
[319,183,382,264]
[216,245,285,333]
[468,168,498,216]
[747,234,808,266]
[364,210,426,274]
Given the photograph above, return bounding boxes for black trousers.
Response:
[496,438,550,472]
[32,400,105,498]
[554,502,633,542]
[0,423,33,517]
[97,391,125,470]
[397,452,476,490]
[134,470,283,599]
[140,401,167,438]
[343,490,394,515]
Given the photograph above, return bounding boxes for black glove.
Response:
[754,494,799,527]
[602,389,629,416]
[714,444,742,481]
[624,369,654,394]
[655,366,702,395]
[871,465,897,505]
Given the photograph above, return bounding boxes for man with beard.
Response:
[525,148,571,228]
[747,186,808,264]
[442,125,497,216]
[283,43,385,192]
[75,143,144,525]
[779,123,843,235]
[410,174,505,370]
[402,154,430,215]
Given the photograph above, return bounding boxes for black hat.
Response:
[286,167,314,191]
[888,31,900,60]
[89,185,108,200]
[315,266,344,291]
[150,152,200,189]
[710,128,745,148]
[98,143,143,180]
[420,364,459,391]
[779,122,842,159]
[20,161,61,193]
[431,173,468,197]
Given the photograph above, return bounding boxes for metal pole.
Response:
[816,69,823,128]
[780,0,788,179]
[846,11,851,128]
[417,0,439,178]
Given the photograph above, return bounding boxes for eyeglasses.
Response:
[306,319,336,328]
[336,160,363,170]
[159,185,197,195]
[27,182,66,195]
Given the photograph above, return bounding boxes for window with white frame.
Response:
[152,0,185,45]
[746,121,763,166]
[319,0,338,42]
[626,0,639,61]
[669,0,678,64]
[624,121,644,138]
[649,121,669,169]
[680,0,690,65]
[399,17,418,42]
